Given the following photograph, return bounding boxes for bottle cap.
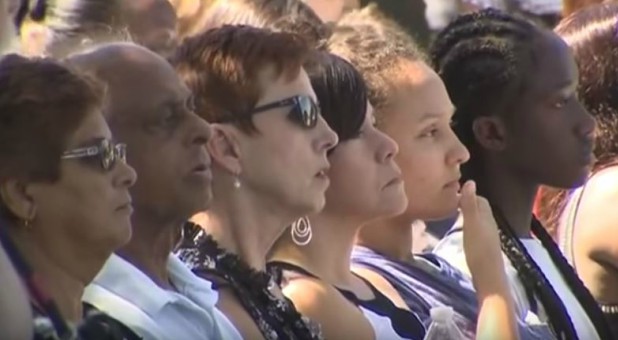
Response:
[430,306,455,322]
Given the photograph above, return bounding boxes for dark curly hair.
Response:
[326,4,425,116]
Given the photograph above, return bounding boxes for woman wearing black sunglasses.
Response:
[0,54,138,339]
[172,25,338,339]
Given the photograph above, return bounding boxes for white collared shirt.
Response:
[83,254,242,340]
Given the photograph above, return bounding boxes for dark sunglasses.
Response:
[222,95,320,129]
[61,139,127,171]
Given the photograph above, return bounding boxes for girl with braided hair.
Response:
[536,4,618,338]
[431,8,614,340]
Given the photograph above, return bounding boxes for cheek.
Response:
[325,150,378,209]
[397,148,436,190]
[129,144,179,190]
[36,176,111,227]
[261,133,314,172]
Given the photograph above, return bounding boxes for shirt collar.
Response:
[90,254,177,313]
[167,254,218,307]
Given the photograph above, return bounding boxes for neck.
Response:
[202,191,295,271]
[477,162,537,238]
[117,212,180,290]
[356,214,413,262]
[10,229,108,323]
[270,212,361,288]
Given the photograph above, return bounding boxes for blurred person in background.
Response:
[562,0,611,17]
[301,0,359,22]
[0,0,19,53]
[17,0,177,57]
[461,0,562,27]
[175,0,327,45]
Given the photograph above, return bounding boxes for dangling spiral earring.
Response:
[291,216,312,246]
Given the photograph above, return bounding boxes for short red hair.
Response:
[171,24,310,132]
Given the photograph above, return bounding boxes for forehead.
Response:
[256,66,316,105]
[106,57,190,120]
[390,61,454,119]
[527,31,578,98]
[66,110,111,148]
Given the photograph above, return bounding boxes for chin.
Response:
[308,196,327,214]
[115,220,133,247]
[184,190,213,218]
[546,170,590,189]
[412,199,459,222]
[382,196,408,218]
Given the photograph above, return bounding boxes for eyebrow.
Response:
[68,137,108,150]
[418,109,455,122]
[552,78,578,93]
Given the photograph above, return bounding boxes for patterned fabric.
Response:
[176,224,322,340]
[352,246,477,338]
[0,218,140,340]
[270,260,426,340]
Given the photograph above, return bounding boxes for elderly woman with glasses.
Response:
[0,54,137,339]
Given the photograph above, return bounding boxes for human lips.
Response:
[383,171,403,189]
[189,152,212,180]
[116,198,133,213]
[444,176,461,192]
[315,167,329,179]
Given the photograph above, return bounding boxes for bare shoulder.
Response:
[352,266,410,310]
[283,277,375,340]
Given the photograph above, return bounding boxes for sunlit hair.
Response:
[327,4,424,114]
[171,25,311,133]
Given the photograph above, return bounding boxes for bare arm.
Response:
[576,168,618,271]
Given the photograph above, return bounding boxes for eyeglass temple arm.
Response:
[61,146,99,159]
[250,98,296,114]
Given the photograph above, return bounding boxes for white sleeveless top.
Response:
[361,306,409,340]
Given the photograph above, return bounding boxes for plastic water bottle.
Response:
[423,306,465,340]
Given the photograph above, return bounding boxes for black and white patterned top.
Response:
[176,223,323,340]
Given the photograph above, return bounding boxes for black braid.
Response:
[531,217,615,339]
[431,9,585,339]
[430,11,538,178]
[492,207,577,340]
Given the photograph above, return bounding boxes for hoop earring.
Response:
[291,216,312,246]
